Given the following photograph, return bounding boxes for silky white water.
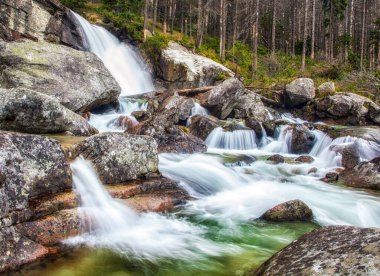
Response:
[67,157,234,260]
[73,13,154,132]
[73,13,154,96]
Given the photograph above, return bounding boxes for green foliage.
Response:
[60,0,86,9]
[374,70,380,80]
[141,34,169,67]
[226,42,252,72]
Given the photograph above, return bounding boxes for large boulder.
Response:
[159,42,234,89]
[284,78,315,107]
[0,88,97,136]
[0,131,72,227]
[0,40,121,112]
[339,158,380,190]
[253,226,380,275]
[202,78,246,119]
[260,199,313,222]
[317,81,335,95]
[69,133,159,184]
[0,227,50,273]
[315,93,380,125]
[232,91,269,121]
[0,0,86,49]
[189,115,220,141]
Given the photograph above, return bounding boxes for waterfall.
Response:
[205,127,258,150]
[187,103,210,126]
[67,157,230,260]
[73,13,154,96]
[72,13,154,132]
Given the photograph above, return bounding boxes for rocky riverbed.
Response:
[1,0,380,275]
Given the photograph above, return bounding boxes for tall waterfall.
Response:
[73,13,154,96]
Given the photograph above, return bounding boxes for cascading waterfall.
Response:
[73,13,154,132]
[73,13,154,95]
[187,103,210,126]
[67,157,232,260]
[206,127,258,150]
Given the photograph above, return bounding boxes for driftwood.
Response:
[177,86,214,96]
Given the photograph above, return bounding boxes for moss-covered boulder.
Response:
[0,87,97,136]
[0,40,120,112]
[253,226,380,275]
[68,133,159,184]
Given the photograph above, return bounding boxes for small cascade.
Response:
[205,127,258,150]
[187,103,210,126]
[73,13,154,96]
[68,157,228,259]
[262,125,293,154]
[88,98,147,132]
[259,122,272,146]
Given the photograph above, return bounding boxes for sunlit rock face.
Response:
[159,42,234,89]
[0,40,121,113]
[0,0,86,49]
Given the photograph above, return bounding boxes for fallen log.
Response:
[176,86,215,96]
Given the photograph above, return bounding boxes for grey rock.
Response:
[0,131,72,228]
[290,125,315,154]
[0,40,120,112]
[253,226,380,275]
[284,78,315,107]
[69,133,159,184]
[189,115,220,141]
[0,88,98,136]
[233,91,269,121]
[0,0,86,50]
[260,199,313,222]
[340,157,380,190]
[205,78,246,119]
[159,42,233,89]
[317,81,335,94]
[315,92,380,125]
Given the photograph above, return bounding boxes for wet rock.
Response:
[132,105,207,154]
[341,142,361,169]
[189,115,220,140]
[260,199,313,222]
[151,127,207,154]
[16,209,82,246]
[69,133,159,184]
[339,158,380,190]
[0,88,98,136]
[253,226,380,275]
[295,155,314,163]
[315,93,380,125]
[162,95,195,121]
[0,0,86,49]
[323,171,339,183]
[204,78,246,119]
[267,154,285,164]
[318,81,335,95]
[0,40,120,112]
[131,110,150,122]
[232,91,269,121]
[290,125,315,154]
[245,118,264,138]
[0,227,50,273]
[284,78,315,108]
[0,131,72,227]
[308,167,318,174]
[112,116,139,131]
[159,42,233,89]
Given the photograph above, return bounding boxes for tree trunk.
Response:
[143,0,149,42]
[301,0,309,71]
[271,0,277,56]
[360,0,367,71]
[152,0,158,35]
[219,0,227,60]
[252,0,260,79]
[310,0,316,59]
[163,0,168,34]
[196,0,204,48]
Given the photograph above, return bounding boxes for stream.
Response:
[20,13,380,276]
